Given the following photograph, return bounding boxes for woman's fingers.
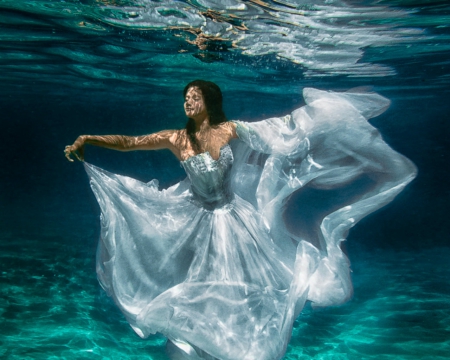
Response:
[65,142,85,162]
[65,151,74,162]
[64,145,85,162]
[64,145,75,162]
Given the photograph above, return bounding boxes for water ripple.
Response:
[0,0,448,91]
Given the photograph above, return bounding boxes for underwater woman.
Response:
[64,80,416,360]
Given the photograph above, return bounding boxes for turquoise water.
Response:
[1,0,449,359]
[2,238,449,359]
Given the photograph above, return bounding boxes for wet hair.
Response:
[183,80,227,151]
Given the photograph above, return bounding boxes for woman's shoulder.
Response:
[225,121,238,138]
[212,121,237,139]
[170,129,188,148]
[215,121,237,132]
[172,128,186,137]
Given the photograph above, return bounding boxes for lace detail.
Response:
[182,144,233,172]
[181,144,234,211]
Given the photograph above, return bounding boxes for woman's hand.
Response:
[64,136,86,162]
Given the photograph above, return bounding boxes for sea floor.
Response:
[1,233,449,360]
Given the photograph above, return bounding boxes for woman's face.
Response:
[184,87,207,121]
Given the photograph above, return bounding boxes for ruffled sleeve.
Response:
[230,87,417,307]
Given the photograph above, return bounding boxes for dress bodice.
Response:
[180,144,234,210]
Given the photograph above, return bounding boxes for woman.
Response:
[65,80,416,360]
[65,80,236,164]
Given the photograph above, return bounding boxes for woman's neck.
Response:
[194,116,210,132]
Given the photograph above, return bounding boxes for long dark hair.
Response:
[184,80,227,151]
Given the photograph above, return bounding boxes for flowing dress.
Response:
[84,88,416,360]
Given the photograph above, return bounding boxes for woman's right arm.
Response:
[64,130,178,162]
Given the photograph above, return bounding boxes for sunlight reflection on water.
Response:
[1,237,449,359]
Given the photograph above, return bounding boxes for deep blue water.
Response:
[1,0,449,359]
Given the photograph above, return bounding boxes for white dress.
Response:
[84,88,416,360]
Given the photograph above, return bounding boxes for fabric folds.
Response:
[84,87,416,360]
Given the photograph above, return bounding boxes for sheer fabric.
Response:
[84,88,416,360]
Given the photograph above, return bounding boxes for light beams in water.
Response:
[1,236,449,359]
[0,238,167,359]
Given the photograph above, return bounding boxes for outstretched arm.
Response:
[64,130,178,162]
